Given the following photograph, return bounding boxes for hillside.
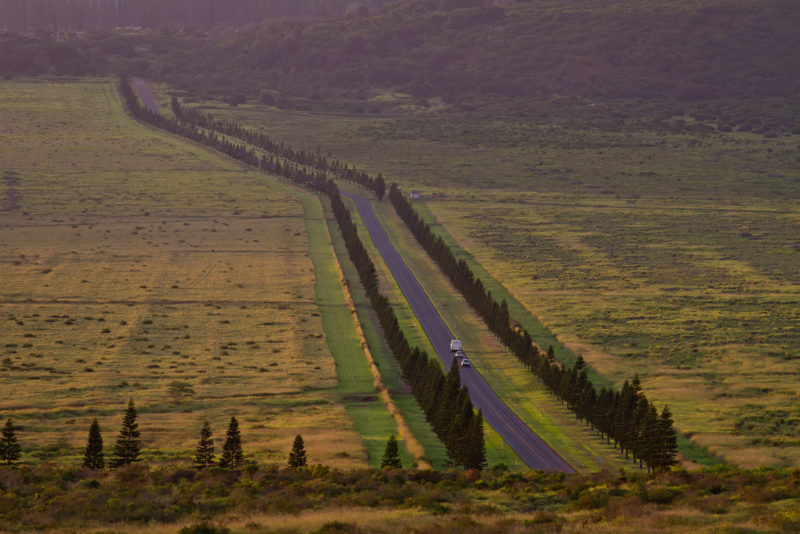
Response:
[0,0,397,31]
[2,0,799,125]
[184,0,799,103]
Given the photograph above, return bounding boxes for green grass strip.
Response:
[299,192,411,468]
[324,194,448,468]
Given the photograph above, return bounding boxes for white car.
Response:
[455,350,464,359]
[460,358,471,368]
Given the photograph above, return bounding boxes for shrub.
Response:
[179,523,230,534]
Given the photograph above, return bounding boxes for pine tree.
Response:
[465,410,487,470]
[287,434,307,469]
[194,421,215,468]
[109,399,142,468]
[1,419,21,467]
[374,173,386,200]
[656,406,679,471]
[380,435,402,469]
[641,404,659,472]
[219,416,243,468]
[83,419,105,469]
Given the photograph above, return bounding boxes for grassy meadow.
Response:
[0,79,393,468]
[189,100,800,468]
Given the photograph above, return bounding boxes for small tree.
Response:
[656,406,679,471]
[110,399,142,468]
[287,434,307,469]
[465,410,487,470]
[380,435,402,469]
[1,419,21,467]
[374,173,386,200]
[194,421,215,468]
[83,419,105,469]
[168,381,196,404]
[219,416,243,468]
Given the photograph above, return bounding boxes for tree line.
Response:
[4,399,404,471]
[388,184,679,472]
[121,77,486,470]
[171,97,386,199]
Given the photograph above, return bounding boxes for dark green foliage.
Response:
[194,421,215,469]
[0,464,796,531]
[1,419,21,467]
[288,434,307,469]
[83,419,105,470]
[657,406,679,471]
[381,435,402,469]
[110,399,141,468]
[219,417,243,468]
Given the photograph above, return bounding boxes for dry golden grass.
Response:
[429,197,800,468]
[0,79,367,468]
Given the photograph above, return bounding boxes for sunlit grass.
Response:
[187,100,800,468]
[0,79,368,469]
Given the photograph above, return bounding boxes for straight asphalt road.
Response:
[343,191,575,472]
[133,78,159,114]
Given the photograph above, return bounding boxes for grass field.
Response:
[0,79,400,468]
[190,100,800,468]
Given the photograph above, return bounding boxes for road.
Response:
[342,191,575,472]
[133,77,159,114]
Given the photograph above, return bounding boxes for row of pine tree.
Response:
[120,78,486,469]
[3,400,408,470]
[171,97,387,199]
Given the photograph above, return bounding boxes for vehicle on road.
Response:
[450,339,462,351]
[460,358,471,368]
[455,350,465,359]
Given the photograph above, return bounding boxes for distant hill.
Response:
[175,0,798,102]
[2,0,799,116]
[0,0,397,31]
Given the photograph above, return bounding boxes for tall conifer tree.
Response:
[657,406,679,471]
[219,416,243,468]
[110,400,142,468]
[466,410,487,470]
[83,419,105,469]
[288,434,307,469]
[380,435,402,469]
[1,419,21,467]
[194,421,215,468]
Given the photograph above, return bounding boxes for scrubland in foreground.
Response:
[0,464,798,533]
